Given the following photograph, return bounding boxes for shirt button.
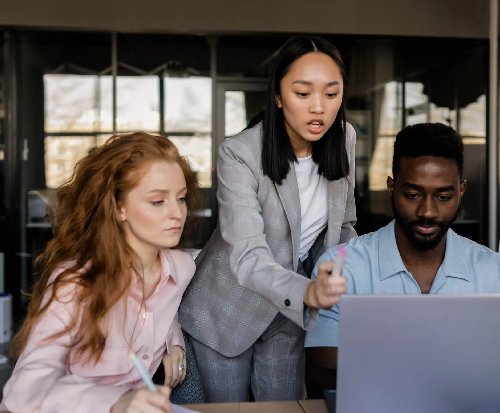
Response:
[284,299,291,307]
[142,354,149,360]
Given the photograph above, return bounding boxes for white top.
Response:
[294,155,328,261]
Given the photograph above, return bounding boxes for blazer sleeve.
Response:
[1,285,127,413]
[340,123,357,244]
[216,135,312,328]
[164,249,194,353]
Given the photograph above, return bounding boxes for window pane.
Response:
[117,76,159,132]
[369,81,402,192]
[429,104,457,127]
[347,110,371,200]
[405,82,429,125]
[169,135,211,188]
[164,77,211,133]
[44,136,97,188]
[460,94,486,138]
[97,134,111,147]
[44,74,112,132]
[225,91,247,137]
[164,77,212,188]
[459,94,486,240]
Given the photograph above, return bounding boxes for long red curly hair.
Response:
[11,132,200,363]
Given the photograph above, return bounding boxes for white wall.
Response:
[0,0,490,39]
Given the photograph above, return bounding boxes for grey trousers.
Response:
[189,312,305,402]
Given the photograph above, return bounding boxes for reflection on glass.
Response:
[405,82,429,125]
[369,136,395,192]
[378,81,402,137]
[404,81,457,127]
[169,135,211,188]
[116,76,159,132]
[460,94,486,138]
[164,77,211,133]
[369,82,402,193]
[429,104,457,127]
[459,94,486,228]
[44,136,96,188]
[44,74,112,132]
[347,110,371,200]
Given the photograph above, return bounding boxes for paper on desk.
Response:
[173,404,201,413]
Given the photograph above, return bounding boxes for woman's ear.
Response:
[275,96,282,108]
[117,206,127,222]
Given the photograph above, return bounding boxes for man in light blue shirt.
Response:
[304,122,500,397]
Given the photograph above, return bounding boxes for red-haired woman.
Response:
[1,132,199,413]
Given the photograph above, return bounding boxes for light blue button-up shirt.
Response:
[305,220,500,347]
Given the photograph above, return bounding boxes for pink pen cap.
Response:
[330,245,346,277]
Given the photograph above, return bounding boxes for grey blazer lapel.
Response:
[275,164,301,270]
[325,178,348,246]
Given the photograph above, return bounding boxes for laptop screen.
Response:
[336,294,500,413]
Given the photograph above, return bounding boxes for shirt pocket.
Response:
[69,347,133,378]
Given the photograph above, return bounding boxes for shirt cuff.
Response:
[303,307,319,330]
[304,310,340,348]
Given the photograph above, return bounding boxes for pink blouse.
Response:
[0,248,195,413]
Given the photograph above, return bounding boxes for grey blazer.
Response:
[179,122,357,357]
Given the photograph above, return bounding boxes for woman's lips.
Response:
[307,120,324,135]
[165,227,182,233]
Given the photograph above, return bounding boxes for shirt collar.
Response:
[378,220,471,283]
[439,228,471,282]
[378,220,408,280]
[130,249,178,288]
[159,249,178,285]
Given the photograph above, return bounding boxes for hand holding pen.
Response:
[110,352,172,413]
[304,246,347,309]
[329,245,346,278]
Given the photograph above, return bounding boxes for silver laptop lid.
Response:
[336,294,500,413]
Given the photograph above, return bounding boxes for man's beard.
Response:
[391,196,460,251]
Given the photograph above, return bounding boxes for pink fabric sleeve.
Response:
[1,286,128,413]
[166,314,185,353]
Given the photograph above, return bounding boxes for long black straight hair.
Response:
[262,36,350,185]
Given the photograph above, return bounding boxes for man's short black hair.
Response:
[392,122,464,179]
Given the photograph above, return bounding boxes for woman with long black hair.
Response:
[179,35,356,401]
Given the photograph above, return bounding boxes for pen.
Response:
[329,245,346,278]
[129,351,157,392]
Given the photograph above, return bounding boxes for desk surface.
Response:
[0,399,329,413]
[187,399,328,413]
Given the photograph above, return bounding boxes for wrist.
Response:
[304,281,317,308]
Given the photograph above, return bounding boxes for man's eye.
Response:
[405,193,420,200]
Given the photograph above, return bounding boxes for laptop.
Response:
[335,294,500,413]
